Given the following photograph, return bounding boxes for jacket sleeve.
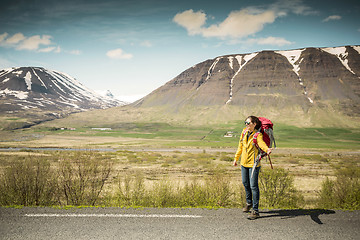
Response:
[257,133,269,153]
[234,139,242,162]
[234,130,245,162]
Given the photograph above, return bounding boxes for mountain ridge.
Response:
[1,45,360,129]
[0,66,125,129]
[129,45,360,126]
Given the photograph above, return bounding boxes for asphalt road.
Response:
[1,207,359,240]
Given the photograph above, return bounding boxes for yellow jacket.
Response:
[234,128,269,168]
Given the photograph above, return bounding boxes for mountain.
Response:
[105,90,115,99]
[132,45,360,126]
[0,67,125,129]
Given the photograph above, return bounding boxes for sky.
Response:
[0,0,359,102]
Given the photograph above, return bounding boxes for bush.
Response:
[317,166,360,210]
[176,173,234,208]
[116,171,147,206]
[259,168,304,208]
[115,171,238,208]
[178,179,206,207]
[58,152,112,206]
[204,172,233,207]
[0,156,58,206]
[151,179,177,207]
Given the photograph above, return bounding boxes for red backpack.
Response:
[253,117,276,148]
[253,117,276,169]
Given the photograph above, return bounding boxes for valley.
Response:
[1,119,359,209]
[0,45,359,209]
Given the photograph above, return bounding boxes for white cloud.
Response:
[249,36,293,46]
[38,46,57,53]
[173,9,207,35]
[0,32,60,53]
[38,46,61,53]
[322,15,342,22]
[55,46,62,53]
[174,1,315,40]
[204,9,276,39]
[0,32,8,43]
[5,33,25,45]
[106,48,133,59]
[39,46,80,55]
[140,40,153,47]
[174,9,276,39]
[17,35,52,50]
[69,49,81,55]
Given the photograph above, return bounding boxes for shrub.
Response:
[58,152,112,206]
[177,173,234,208]
[259,168,304,208]
[204,172,233,207]
[178,179,207,207]
[116,171,147,206]
[317,166,360,210]
[0,156,58,206]
[114,170,240,208]
[151,179,177,207]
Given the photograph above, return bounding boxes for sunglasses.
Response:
[244,121,251,125]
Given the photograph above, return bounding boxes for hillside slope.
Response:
[130,45,360,126]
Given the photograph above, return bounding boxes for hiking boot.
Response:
[242,204,252,213]
[247,210,260,220]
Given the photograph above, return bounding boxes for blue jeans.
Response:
[241,166,261,212]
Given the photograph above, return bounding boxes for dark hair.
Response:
[246,115,262,130]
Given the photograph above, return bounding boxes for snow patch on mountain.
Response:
[322,47,356,75]
[354,46,360,55]
[0,68,15,78]
[228,56,234,69]
[24,72,32,91]
[276,49,304,76]
[13,70,23,76]
[0,88,28,99]
[276,49,313,104]
[226,53,258,104]
[197,57,221,90]
[49,69,108,103]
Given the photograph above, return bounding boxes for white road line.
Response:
[24,213,202,218]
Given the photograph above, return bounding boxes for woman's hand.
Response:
[233,160,238,166]
[267,148,273,155]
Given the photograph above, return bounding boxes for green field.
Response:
[14,121,357,150]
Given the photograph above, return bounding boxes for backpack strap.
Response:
[253,130,267,158]
[252,130,262,165]
[252,130,261,149]
[240,128,247,143]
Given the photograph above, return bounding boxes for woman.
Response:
[233,116,272,220]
